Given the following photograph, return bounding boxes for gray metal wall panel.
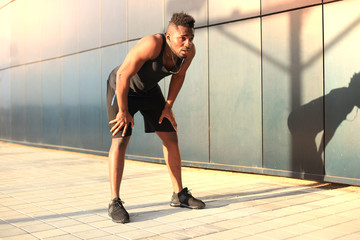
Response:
[0,70,11,138]
[42,59,61,146]
[209,19,262,167]
[9,0,26,66]
[101,0,127,46]
[209,0,260,25]
[169,28,209,163]
[127,0,164,39]
[262,0,322,15]
[41,0,61,60]
[100,44,127,151]
[165,0,207,28]
[0,6,10,69]
[61,55,80,148]
[79,50,102,150]
[324,0,360,179]
[24,0,43,63]
[263,7,324,174]
[60,0,79,55]
[25,63,43,143]
[125,42,164,159]
[10,67,26,141]
[79,0,101,52]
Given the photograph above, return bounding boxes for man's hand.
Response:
[158,105,178,132]
[109,111,134,137]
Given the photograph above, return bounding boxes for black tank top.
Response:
[108,34,183,96]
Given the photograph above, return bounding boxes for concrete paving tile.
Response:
[278,223,322,235]
[153,214,185,223]
[20,222,56,233]
[204,229,251,239]
[73,229,113,239]
[60,223,97,233]
[306,228,350,240]
[145,224,182,234]
[32,229,68,239]
[232,221,281,235]
[240,235,275,240]
[91,234,128,240]
[336,231,360,240]
[43,234,82,240]
[257,228,299,240]
[128,219,162,229]
[116,229,157,239]
[145,236,175,240]
[325,220,360,234]
[160,231,193,240]
[46,218,83,228]
[101,224,137,234]
[168,219,205,229]
[0,225,28,238]
[71,214,107,223]
[1,233,39,240]
[211,220,244,229]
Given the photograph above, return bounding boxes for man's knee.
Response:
[157,132,179,147]
[111,137,130,150]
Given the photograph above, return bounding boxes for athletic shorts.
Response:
[106,80,176,138]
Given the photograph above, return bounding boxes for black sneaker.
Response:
[108,197,129,223]
[170,187,205,209]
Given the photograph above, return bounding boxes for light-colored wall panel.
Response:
[10,66,26,141]
[169,28,209,163]
[101,0,126,46]
[0,6,10,68]
[101,43,127,151]
[79,50,102,150]
[24,0,43,63]
[324,0,360,179]
[165,0,207,28]
[0,69,11,138]
[127,0,164,39]
[209,0,260,25]
[60,0,79,55]
[79,0,100,51]
[61,55,80,148]
[263,6,323,174]
[25,63,43,143]
[41,0,61,60]
[42,59,61,145]
[262,0,322,15]
[209,19,262,167]
[125,40,163,159]
[9,0,25,65]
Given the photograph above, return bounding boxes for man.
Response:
[106,12,205,223]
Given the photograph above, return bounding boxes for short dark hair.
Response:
[169,12,195,28]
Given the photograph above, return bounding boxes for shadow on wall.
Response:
[288,72,360,176]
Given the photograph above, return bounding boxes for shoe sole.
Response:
[170,203,205,209]
[108,213,130,224]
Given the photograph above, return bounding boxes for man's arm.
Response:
[110,34,163,136]
[159,45,196,131]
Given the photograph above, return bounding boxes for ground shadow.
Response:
[288,72,360,176]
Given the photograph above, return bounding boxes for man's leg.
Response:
[108,136,130,199]
[108,136,131,223]
[156,131,206,209]
[156,131,183,193]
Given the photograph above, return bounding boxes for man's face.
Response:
[169,25,195,58]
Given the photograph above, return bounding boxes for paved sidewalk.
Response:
[1,142,360,240]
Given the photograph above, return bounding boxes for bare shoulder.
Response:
[133,34,163,60]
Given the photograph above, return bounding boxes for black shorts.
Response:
[106,80,176,138]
